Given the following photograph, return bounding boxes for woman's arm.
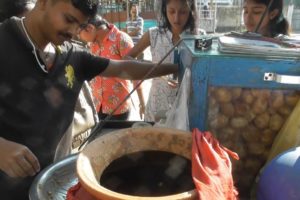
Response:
[133,80,145,119]
[125,31,151,58]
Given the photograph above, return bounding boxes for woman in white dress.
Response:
[126,0,199,122]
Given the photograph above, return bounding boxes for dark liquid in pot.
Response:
[100,151,194,196]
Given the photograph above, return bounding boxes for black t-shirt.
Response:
[0,17,110,199]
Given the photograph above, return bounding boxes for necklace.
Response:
[20,17,48,73]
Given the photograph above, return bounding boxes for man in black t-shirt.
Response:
[0,0,177,199]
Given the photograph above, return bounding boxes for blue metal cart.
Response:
[178,37,300,198]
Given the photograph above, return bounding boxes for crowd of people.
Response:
[0,0,290,199]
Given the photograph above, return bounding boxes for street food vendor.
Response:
[0,0,177,199]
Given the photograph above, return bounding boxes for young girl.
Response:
[79,16,145,120]
[126,0,198,122]
[243,0,290,37]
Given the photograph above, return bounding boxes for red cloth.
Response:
[192,129,239,200]
[66,182,98,200]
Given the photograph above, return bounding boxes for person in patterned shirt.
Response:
[79,15,145,120]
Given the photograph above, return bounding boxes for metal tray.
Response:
[29,153,79,200]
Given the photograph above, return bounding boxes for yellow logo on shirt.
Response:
[55,45,62,54]
[65,65,75,88]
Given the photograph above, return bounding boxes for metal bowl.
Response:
[29,154,78,200]
[29,121,154,199]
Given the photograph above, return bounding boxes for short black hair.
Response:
[87,14,109,28]
[70,0,99,18]
[0,0,36,22]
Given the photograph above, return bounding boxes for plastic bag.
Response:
[192,128,239,200]
[162,68,191,131]
[54,82,98,161]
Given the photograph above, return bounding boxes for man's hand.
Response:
[0,138,40,178]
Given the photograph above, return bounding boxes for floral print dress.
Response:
[89,24,134,115]
[145,27,178,122]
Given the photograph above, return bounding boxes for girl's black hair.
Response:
[0,0,36,22]
[248,0,290,36]
[87,14,109,29]
[159,0,197,33]
[70,0,98,18]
